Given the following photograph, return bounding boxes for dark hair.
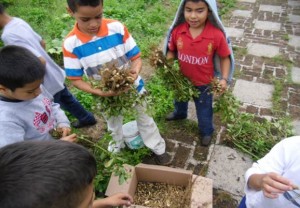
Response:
[0,45,45,91]
[67,0,103,12]
[0,140,97,208]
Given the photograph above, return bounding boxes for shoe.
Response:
[201,135,212,146]
[71,119,97,128]
[108,141,125,153]
[165,112,187,121]
[142,152,156,165]
[154,152,172,166]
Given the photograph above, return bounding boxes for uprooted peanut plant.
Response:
[90,63,150,118]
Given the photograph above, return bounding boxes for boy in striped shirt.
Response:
[63,0,171,165]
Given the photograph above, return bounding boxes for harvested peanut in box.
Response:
[134,182,191,208]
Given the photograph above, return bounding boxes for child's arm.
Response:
[219,56,230,90]
[92,193,133,208]
[166,51,176,60]
[71,79,119,97]
[60,133,77,143]
[129,57,142,80]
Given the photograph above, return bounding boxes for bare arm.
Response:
[129,57,142,80]
[166,51,175,60]
[219,56,230,90]
[71,79,117,97]
[248,172,296,199]
[40,40,46,50]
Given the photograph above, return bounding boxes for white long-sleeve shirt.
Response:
[245,136,300,208]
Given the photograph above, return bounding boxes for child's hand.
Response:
[250,172,295,198]
[129,68,138,80]
[98,90,119,97]
[56,127,71,137]
[60,133,77,143]
[218,79,228,93]
[95,193,133,207]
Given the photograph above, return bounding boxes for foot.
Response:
[154,152,172,166]
[108,141,125,153]
[71,119,97,128]
[201,135,212,146]
[165,112,187,121]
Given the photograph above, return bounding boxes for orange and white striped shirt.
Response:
[63,18,145,93]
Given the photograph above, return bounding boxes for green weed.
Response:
[78,133,151,194]
[214,91,294,160]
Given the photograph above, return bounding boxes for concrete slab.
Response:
[288,35,300,48]
[259,5,282,13]
[288,1,300,7]
[206,145,253,198]
[247,43,280,58]
[293,120,300,135]
[238,0,256,3]
[292,67,300,84]
[225,27,244,38]
[188,101,197,122]
[254,20,281,31]
[289,15,300,23]
[232,10,252,18]
[233,79,274,108]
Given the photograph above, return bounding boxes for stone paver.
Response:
[288,1,300,7]
[288,15,300,23]
[289,35,300,48]
[238,0,256,3]
[225,27,244,38]
[206,145,253,201]
[232,10,252,18]
[259,5,282,13]
[187,101,197,122]
[254,20,281,31]
[292,67,300,83]
[293,121,300,135]
[233,80,273,108]
[247,43,280,58]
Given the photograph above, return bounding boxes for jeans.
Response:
[54,85,95,124]
[173,85,214,137]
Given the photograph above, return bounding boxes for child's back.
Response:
[1,17,65,96]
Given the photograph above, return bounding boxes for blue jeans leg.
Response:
[173,100,188,118]
[193,85,214,136]
[54,86,95,124]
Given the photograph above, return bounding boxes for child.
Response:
[0,45,76,148]
[164,0,234,146]
[239,136,300,208]
[0,3,96,128]
[63,0,171,165]
[0,139,133,208]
